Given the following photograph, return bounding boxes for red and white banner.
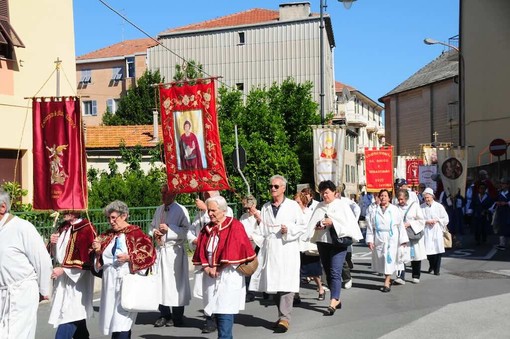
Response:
[312,125,346,192]
[406,158,423,186]
[159,80,230,193]
[365,146,393,192]
[32,97,88,210]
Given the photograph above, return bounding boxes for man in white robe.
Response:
[0,188,52,339]
[150,186,191,328]
[48,211,96,338]
[249,175,305,333]
[421,187,449,275]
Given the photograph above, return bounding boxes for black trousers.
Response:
[427,254,442,275]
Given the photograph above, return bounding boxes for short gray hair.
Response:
[269,175,287,186]
[206,195,228,212]
[104,200,129,218]
[0,188,11,212]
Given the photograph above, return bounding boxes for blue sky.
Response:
[74,0,459,102]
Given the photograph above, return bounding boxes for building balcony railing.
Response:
[366,120,377,132]
[376,127,385,136]
[345,112,368,127]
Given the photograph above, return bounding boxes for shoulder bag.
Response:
[329,226,353,249]
[121,268,161,312]
[236,257,259,276]
[404,202,424,240]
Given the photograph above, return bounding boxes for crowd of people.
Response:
[1,170,509,339]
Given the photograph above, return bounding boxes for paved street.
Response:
[36,236,510,338]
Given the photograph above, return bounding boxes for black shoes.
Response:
[202,320,217,333]
[380,286,391,293]
[154,317,171,327]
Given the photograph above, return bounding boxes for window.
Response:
[79,69,91,83]
[238,32,245,45]
[83,100,97,116]
[0,0,25,60]
[351,165,356,183]
[345,165,350,183]
[126,57,135,78]
[112,66,123,81]
[236,83,244,91]
[106,99,119,114]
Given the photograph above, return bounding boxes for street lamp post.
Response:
[424,38,465,147]
[319,0,356,125]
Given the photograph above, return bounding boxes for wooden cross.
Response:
[433,131,439,143]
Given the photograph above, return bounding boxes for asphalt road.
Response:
[36,234,510,338]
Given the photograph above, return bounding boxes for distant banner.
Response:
[422,145,438,165]
[418,165,437,192]
[159,80,230,193]
[32,97,87,210]
[437,147,468,198]
[406,159,423,186]
[312,126,346,192]
[365,146,393,192]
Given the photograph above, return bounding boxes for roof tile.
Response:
[85,125,163,149]
[77,38,158,60]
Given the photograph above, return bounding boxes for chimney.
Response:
[152,109,159,143]
[279,2,311,21]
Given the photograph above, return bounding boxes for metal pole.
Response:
[235,125,250,195]
[55,57,61,97]
[459,52,465,147]
[319,0,325,125]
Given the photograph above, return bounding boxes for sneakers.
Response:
[412,278,420,284]
[343,279,352,289]
[201,318,217,333]
[154,317,169,327]
[393,278,406,285]
[496,245,506,251]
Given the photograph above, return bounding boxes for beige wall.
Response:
[462,0,510,167]
[0,0,76,202]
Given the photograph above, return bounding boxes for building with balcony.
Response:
[76,38,158,126]
[148,2,337,116]
[334,81,384,196]
[0,0,76,200]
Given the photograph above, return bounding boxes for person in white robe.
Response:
[48,211,96,338]
[301,187,319,213]
[150,186,191,328]
[0,188,52,339]
[239,195,260,302]
[249,175,305,333]
[91,200,156,339]
[309,180,363,314]
[392,179,420,205]
[366,189,409,292]
[421,187,449,276]
[394,189,426,284]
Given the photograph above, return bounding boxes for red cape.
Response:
[96,225,156,273]
[192,217,256,267]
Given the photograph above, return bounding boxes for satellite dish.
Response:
[342,87,352,101]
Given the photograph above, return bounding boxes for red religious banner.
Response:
[32,97,88,210]
[365,146,393,192]
[159,80,230,193]
[406,158,423,186]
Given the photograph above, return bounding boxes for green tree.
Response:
[173,60,204,83]
[102,70,164,125]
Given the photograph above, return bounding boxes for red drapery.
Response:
[32,97,88,210]
[365,146,393,192]
[406,159,423,186]
[159,80,230,193]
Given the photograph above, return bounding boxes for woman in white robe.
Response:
[150,189,191,327]
[366,189,409,292]
[92,201,156,338]
[395,189,426,284]
[421,188,449,276]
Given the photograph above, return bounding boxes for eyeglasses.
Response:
[268,184,281,190]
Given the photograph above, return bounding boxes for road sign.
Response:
[489,138,507,157]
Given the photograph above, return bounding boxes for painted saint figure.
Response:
[179,120,203,169]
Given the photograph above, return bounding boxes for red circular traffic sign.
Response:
[489,138,508,157]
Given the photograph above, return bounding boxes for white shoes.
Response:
[393,278,406,285]
[344,279,352,289]
[412,278,420,284]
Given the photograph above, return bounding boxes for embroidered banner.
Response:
[365,146,393,192]
[418,165,437,192]
[312,125,346,192]
[159,80,230,193]
[406,158,423,186]
[32,97,88,210]
[437,147,468,199]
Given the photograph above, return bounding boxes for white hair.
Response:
[205,195,228,212]
[0,188,11,212]
[269,175,287,186]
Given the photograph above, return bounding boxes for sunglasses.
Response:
[268,184,281,190]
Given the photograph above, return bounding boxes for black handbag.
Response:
[329,226,353,248]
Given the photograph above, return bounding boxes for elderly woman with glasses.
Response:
[91,200,156,339]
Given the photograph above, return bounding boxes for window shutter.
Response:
[91,101,97,116]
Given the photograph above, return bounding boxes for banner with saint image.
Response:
[437,147,468,199]
[159,80,230,193]
[312,125,346,192]
[32,97,88,210]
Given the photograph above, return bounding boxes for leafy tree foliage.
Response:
[102,70,164,125]
[218,78,319,202]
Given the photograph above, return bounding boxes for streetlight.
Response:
[319,0,356,125]
[424,37,465,146]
